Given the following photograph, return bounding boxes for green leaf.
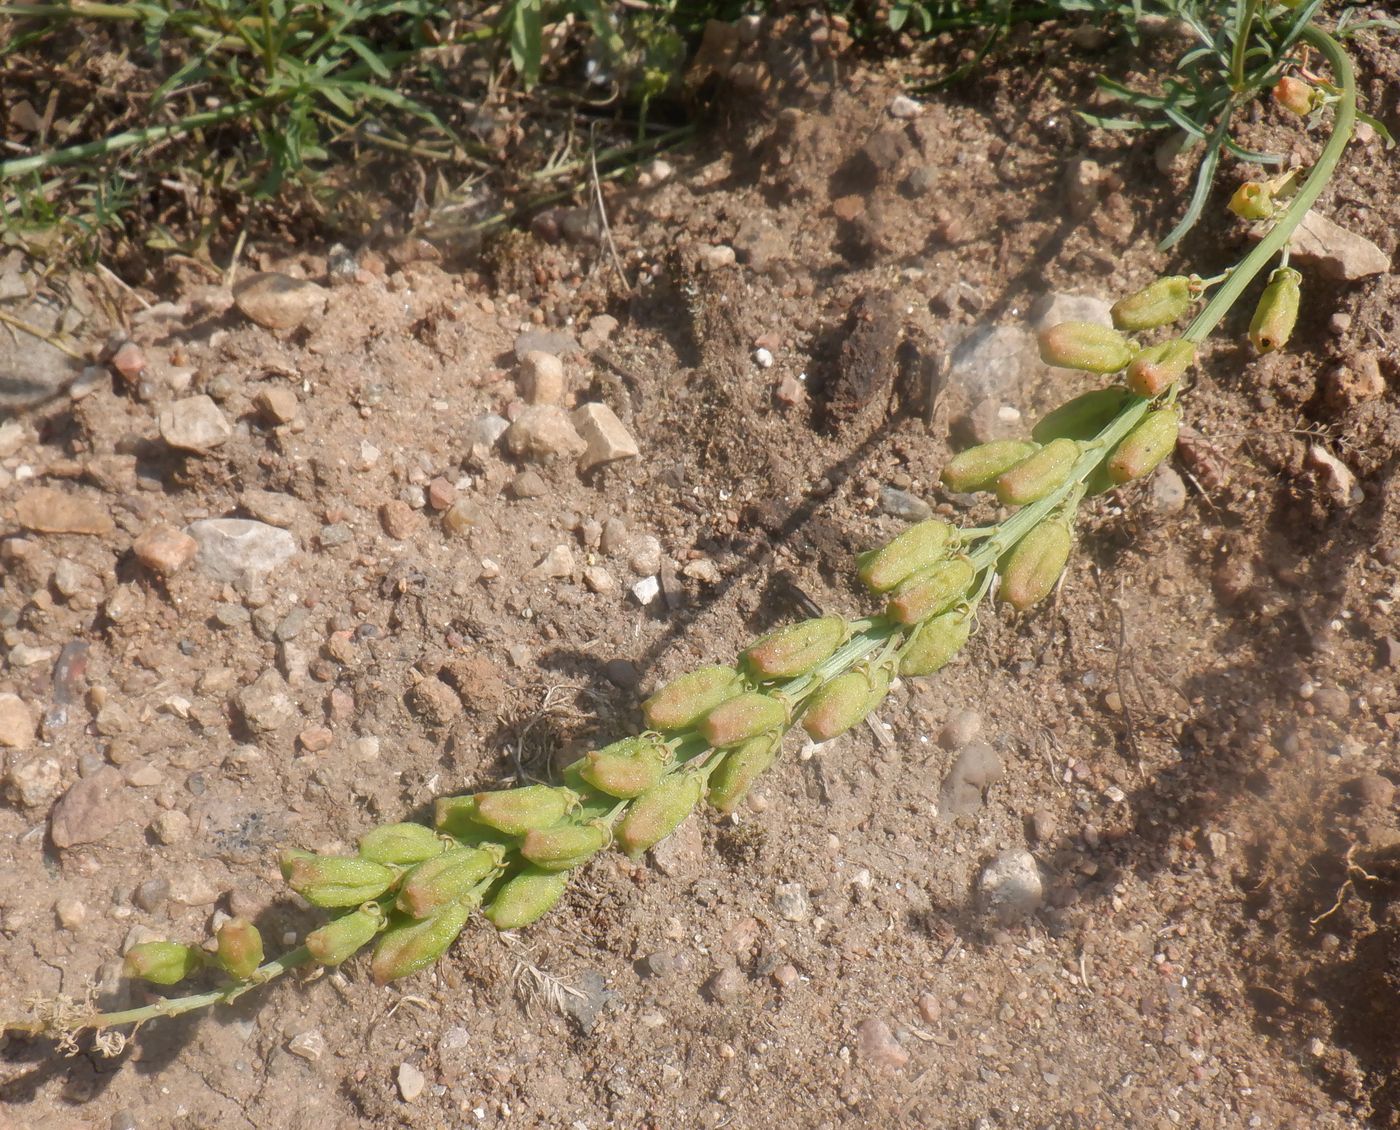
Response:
[508,0,543,90]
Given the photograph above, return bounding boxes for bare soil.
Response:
[3,15,1399,1130]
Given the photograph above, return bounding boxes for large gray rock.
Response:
[186,518,298,582]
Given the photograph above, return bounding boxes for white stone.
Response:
[186,518,298,582]
[233,271,328,330]
[397,1062,426,1103]
[631,576,660,605]
[506,405,586,461]
[159,395,232,453]
[1030,292,1115,331]
[518,350,566,405]
[573,403,639,471]
[888,94,922,119]
[976,849,1044,923]
[754,347,774,369]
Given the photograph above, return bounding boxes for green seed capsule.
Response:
[615,772,705,858]
[856,519,954,594]
[998,520,1073,611]
[1228,181,1274,221]
[397,845,504,918]
[520,822,611,872]
[305,903,386,966]
[898,608,974,677]
[941,441,1039,494]
[1249,267,1301,353]
[371,901,474,984]
[700,692,787,748]
[579,736,670,798]
[123,941,205,986]
[1125,339,1196,398]
[741,616,847,680]
[280,851,398,908]
[472,785,579,836]
[1111,276,1192,331]
[215,917,264,980]
[641,665,743,731]
[886,557,975,625]
[483,868,571,930]
[1031,388,1130,444]
[995,438,1080,506]
[358,822,445,866]
[1037,322,1136,373]
[707,734,781,814]
[1106,404,1181,484]
[802,665,892,742]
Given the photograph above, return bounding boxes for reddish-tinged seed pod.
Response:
[641,665,743,731]
[215,917,264,980]
[1228,182,1273,221]
[483,868,571,930]
[371,901,474,984]
[700,692,787,748]
[995,438,1080,506]
[397,846,504,918]
[898,608,974,677]
[1249,267,1301,353]
[802,665,892,742]
[1031,388,1130,444]
[579,736,670,798]
[1106,405,1181,484]
[886,558,975,625]
[520,822,611,872]
[123,941,205,985]
[615,772,705,858]
[940,441,1039,494]
[280,851,397,908]
[998,520,1073,611]
[1125,339,1196,398]
[1111,276,1192,331]
[471,785,578,836]
[707,734,781,814]
[1273,76,1320,116]
[857,519,954,593]
[1037,322,1136,373]
[305,903,386,966]
[741,616,847,680]
[358,822,445,866]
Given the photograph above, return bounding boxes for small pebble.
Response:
[379,500,423,539]
[772,963,799,988]
[133,525,198,576]
[704,966,744,1004]
[159,395,233,453]
[55,897,87,929]
[880,486,932,522]
[938,708,982,750]
[255,386,299,424]
[133,877,170,912]
[772,882,810,923]
[298,726,333,752]
[287,1028,326,1061]
[151,809,192,846]
[628,535,663,576]
[397,1062,426,1104]
[857,1017,910,1071]
[976,849,1044,923]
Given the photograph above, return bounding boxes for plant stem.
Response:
[1186,27,1355,344]
[0,97,278,179]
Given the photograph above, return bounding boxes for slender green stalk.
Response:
[0,97,278,179]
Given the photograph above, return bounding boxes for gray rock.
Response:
[561,969,618,1034]
[1030,292,1115,331]
[938,708,983,750]
[159,395,233,452]
[1149,465,1188,513]
[234,670,295,733]
[773,882,811,923]
[232,271,327,330]
[880,487,932,522]
[50,766,126,848]
[467,413,510,449]
[976,849,1044,923]
[1286,210,1390,281]
[948,325,1040,401]
[186,518,298,582]
[0,294,83,410]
